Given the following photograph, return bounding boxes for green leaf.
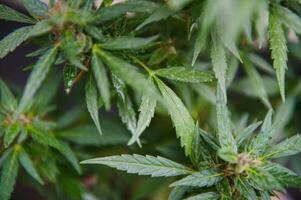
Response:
[92,50,111,110]
[63,64,78,94]
[217,148,238,164]
[95,48,159,100]
[136,5,174,30]
[0,78,17,112]
[269,8,288,101]
[264,134,301,159]
[170,169,222,188]
[4,123,21,148]
[95,0,158,23]
[248,111,278,156]
[62,30,87,70]
[29,126,81,173]
[167,0,192,10]
[216,85,237,152]
[101,36,158,50]
[185,192,220,200]
[277,5,301,34]
[81,154,195,177]
[0,5,35,23]
[236,121,262,147]
[0,26,32,59]
[22,0,48,18]
[211,31,228,101]
[243,57,272,109]
[234,177,257,200]
[85,75,103,136]
[15,46,58,116]
[0,147,19,200]
[168,186,191,200]
[128,93,156,146]
[263,162,301,188]
[254,1,268,48]
[154,67,214,83]
[18,147,43,184]
[156,79,195,156]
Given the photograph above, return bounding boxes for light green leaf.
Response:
[269,9,287,101]
[85,75,103,136]
[263,162,301,188]
[216,85,237,152]
[211,31,228,101]
[63,64,78,94]
[0,78,17,112]
[92,50,111,110]
[236,121,262,147]
[15,46,58,116]
[217,148,238,164]
[156,79,195,156]
[168,186,191,200]
[248,53,274,75]
[170,169,222,188]
[128,93,156,146]
[81,154,195,177]
[101,35,158,50]
[18,147,43,184]
[4,123,21,148]
[0,5,35,23]
[277,5,301,34]
[22,0,48,18]
[264,134,301,159]
[154,67,214,83]
[0,147,19,200]
[0,26,32,59]
[184,192,220,200]
[235,177,257,200]
[243,58,272,109]
[167,0,192,10]
[254,1,268,48]
[29,126,81,173]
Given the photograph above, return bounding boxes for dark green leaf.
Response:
[4,122,21,148]
[0,5,35,23]
[185,192,220,200]
[22,0,48,18]
[234,177,257,200]
[0,78,17,112]
[101,36,158,50]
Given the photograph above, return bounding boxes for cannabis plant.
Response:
[0,0,301,199]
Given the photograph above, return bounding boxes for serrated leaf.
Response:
[95,49,159,100]
[170,169,222,188]
[243,57,272,109]
[269,9,287,101]
[81,154,195,177]
[0,148,19,200]
[0,26,32,59]
[154,67,214,83]
[85,75,103,136]
[62,30,87,70]
[217,148,238,164]
[0,5,35,23]
[263,162,301,188]
[136,5,174,30]
[4,122,21,148]
[28,126,81,173]
[234,177,257,200]
[264,134,301,159]
[216,85,237,152]
[277,5,301,34]
[168,186,191,200]
[22,0,48,18]
[15,46,59,116]
[101,35,158,50]
[95,0,158,24]
[0,78,17,112]
[185,192,220,200]
[236,121,262,147]
[18,147,43,184]
[63,64,78,94]
[211,31,228,101]
[92,50,111,110]
[128,93,156,146]
[156,78,195,156]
